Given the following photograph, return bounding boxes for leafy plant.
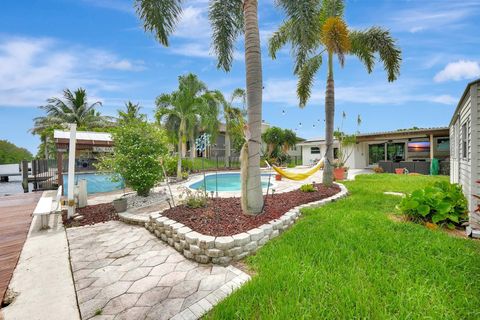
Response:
[178,187,207,208]
[397,181,468,228]
[373,166,384,173]
[97,121,168,197]
[262,127,298,166]
[287,162,296,168]
[300,184,316,192]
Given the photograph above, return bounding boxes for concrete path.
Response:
[2,191,80,320]
[67,221,249,320]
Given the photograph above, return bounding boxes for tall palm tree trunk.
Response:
[323,52,335,186]
[177,120,184,181]
[242,0,264,214]
[225,130,231,168]
[189,134,195,161]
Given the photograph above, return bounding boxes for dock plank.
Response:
[0,192,41,303]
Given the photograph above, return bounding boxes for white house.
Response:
[298,127,450,173]
[449,78,480,238]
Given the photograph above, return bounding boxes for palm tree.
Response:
[155,74,220,180]
[218,88,246,167]
[269,0,401,186]
[135,0,264,213]
[31,88,112,158]
[117,101,146,124]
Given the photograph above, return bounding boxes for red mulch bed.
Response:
[161,184,341,236]
[62,203,118,228]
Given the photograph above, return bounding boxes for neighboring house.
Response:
[449,78,480,238]
[298,127,450,173]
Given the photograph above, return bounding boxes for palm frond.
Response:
[349,27,401,82]
[134,0,183,46]
[209,0,244,72]
[268,21,291,59]
[297,54,323,107]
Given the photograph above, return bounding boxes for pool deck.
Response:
[0,192,41,303]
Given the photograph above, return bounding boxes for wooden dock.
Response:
[0,192,41,303]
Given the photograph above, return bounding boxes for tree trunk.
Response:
[323,52,335,186]
[225,131,231,168]
[177,121,184,181]
[189,134,195,161]
[242,0,264,214]
[44,136,49,159]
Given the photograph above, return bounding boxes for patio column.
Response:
[57,151,63,189]
[429,134,434,160]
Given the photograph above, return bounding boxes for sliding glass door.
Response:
[369,142,406,165]
[386,143,405,161]
[369,144,385,165]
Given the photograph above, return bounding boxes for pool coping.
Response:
[143,183,348,265]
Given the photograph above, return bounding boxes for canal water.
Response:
[0,176,33,196]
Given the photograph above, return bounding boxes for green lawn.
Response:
[207,174,480,319]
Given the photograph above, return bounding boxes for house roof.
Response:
[54,130,113,149]
[298,127,449,145]
[449,78,480,127]
[54,130,112,142]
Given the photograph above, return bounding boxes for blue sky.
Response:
[1,0,480,154]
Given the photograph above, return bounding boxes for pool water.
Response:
[189,173,271,192]
[63,173,124,195]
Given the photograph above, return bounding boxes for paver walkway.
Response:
[0,192,41,302]
[67,221,249,320]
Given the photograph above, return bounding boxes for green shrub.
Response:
[397,181,468,228]
[287,162,296,168]
[300,184,316,192]
[162,156,194,177]
[97,121,168,196]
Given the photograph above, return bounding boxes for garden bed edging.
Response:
[145,183,348,265]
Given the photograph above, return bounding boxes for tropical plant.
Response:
[135,0,265,214]
[155,73,220,181]
[97,120,168,197]
[300,184,316,192]
[31,88,113,158]
[178,186,208,209]
[333,112,361,168]
[397,181,468,229]
[262,127,299,165]
[117,101,146,124]
[269,0,401,186]
[220,88,246,167]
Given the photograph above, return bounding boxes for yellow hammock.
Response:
[267,158,324,181]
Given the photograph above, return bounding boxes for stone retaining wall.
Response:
[145,183,348,265]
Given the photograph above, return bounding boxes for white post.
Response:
[67,124,77,219]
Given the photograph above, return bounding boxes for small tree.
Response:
[99,121,168,196]
[262,127,299,165]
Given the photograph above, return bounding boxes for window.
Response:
[462,122,468,159]
[311,147,320,154]
[436,138,450,152]
[333,148,339,159]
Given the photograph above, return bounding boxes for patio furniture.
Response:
[32,186,62,229]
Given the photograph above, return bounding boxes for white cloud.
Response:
[174,6,211,39]
[390,2,479,33]
[263,78,457,107]
[0,37,144,107]
[433,60,480,82]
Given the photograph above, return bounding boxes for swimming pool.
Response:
[189,173,272,192]
[63,173,124,195]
